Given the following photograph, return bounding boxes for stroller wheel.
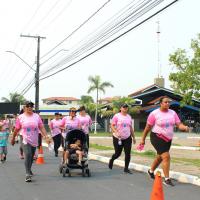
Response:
[86,169,91,177]
[66,168,69,174]
[62,167,66,177]
[82,169,85,177]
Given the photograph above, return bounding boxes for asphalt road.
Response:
[0,144,199,200]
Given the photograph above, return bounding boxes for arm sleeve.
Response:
[15,117,21,130]
[147,112,156,126]
[38,116,44,128]
[111,115,118,126]
[60,118,65,127]
[49,121,53,129]
[174,112,181,124]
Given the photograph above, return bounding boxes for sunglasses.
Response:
[26,105,34,108]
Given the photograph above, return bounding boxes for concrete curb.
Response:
[89,153,200,187]
[42,142,200,186]
[171,146,200,151]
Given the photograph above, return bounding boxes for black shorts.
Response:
[150,132,172,155]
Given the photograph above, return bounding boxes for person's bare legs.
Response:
[63,151,69,165]
[0,153,3,161]
[76,150,83,164]
[160,152,170,178]
[150,154,162,171]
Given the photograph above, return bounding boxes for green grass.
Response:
[90,143,113,150]
[171,157,200,168]
[90,143,200,168]
[90,143,155,158]
[172,143,182,146]
[132,150,156,158]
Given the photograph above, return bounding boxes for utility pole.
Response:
[20,34,46,112]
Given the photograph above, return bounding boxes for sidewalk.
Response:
[89,135,200,177]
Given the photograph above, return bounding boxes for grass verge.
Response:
[90,143,200,168]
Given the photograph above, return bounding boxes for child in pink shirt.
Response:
[49,113,62,157]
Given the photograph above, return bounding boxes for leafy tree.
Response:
[169,34,200,105]
[80,95,94,105]
[1,92,27,104]
[101,96,140,118]
[87,75,114,133]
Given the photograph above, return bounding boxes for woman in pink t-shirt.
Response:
[77,106,92,149]
[140,97,189,186]
[60,107,81,165]
[11,101,49,183]
[108,103,136,174]
[49,112,62,157]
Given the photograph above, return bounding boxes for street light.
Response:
[5,50,37,108]
[5,51,36,72]
[6,49,69,112]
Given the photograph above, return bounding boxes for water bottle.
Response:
[48,143,54,152]
[118,138,122,145]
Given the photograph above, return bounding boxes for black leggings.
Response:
[86,134,89,149]
[52,134,62,155]
[111,136,132,170]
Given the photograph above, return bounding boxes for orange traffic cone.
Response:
[36,146,45,164]
[150,171,164,200]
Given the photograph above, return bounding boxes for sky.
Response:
[0,0,199,104]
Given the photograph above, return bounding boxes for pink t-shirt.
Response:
[111,113,133,140]
[147,108,181,140]
[77,115,92,134]
[15,113,43,147]
[49,119,62,137]
[3,119,9,131]
[61,116,80,138]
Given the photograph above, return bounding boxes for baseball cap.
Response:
[121,103,129,108]
[25,101,34,107]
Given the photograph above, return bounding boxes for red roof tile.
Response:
[42,97,80,101]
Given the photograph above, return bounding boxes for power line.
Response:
[40,0,112,60]
[40,0,178,81]
[19,0,178,95]
[21,0,46,32]
[29,0,61,33]
[36,0,73,34]
[40,0,161,76]
[39,0,149,76]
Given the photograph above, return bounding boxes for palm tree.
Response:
[87,75,114,133]
[1,92,27,104]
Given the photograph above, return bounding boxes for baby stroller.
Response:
[59,129,91,177]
